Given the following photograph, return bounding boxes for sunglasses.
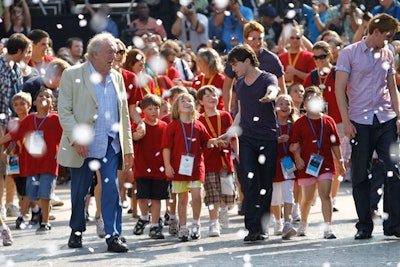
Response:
[313,54,328,60]
[290,36,301,40]
[116,50,125,55]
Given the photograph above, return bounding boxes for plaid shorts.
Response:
[204,172,235,206]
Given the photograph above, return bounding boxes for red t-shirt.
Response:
[28,55,55,71]
[161,119,211,182]
[290,114,340,178]
[279,50,316,83]
[132,120,167,180]
[156,75,174,97]
[192,73,225,110]
[274,123,296,183]
[198,111,234,173]
[120,68,143,107]
[9,113,62,177]
[161,113,171,124]
[166,66,181,81]
[303,70,342,124]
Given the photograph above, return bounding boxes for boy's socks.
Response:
[140,214,150,221]
[32,205,40,213]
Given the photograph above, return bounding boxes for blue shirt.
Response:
[372,1,400,20]
[88,62,120,158]
[303,4,328,43]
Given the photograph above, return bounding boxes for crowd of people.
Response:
[0,0,400,254]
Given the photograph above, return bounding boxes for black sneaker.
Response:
[149,226,165,239]
[164,213,170,226]
[244,232,264,243]
[36,223,51,234]
[133,218,149,235]
[16,216,25,229]
[158,218,164,229]
[29,208,42,225]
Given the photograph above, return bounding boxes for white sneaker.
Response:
[50,195,64,207]
[0,207,6,220]
[178,227,189,242]
[6,204,19,217]
[2,226,13,246]
[297,222,308,236]
[219,209,229,229]
[95,216,106,238]
[208,222,220,237]
[274,220,283,235]
[282,222,297,239]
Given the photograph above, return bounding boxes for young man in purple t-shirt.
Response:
[226,44,279,243]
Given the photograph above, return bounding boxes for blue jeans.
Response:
[69,140,122,244]
[238,135,277,233]
[351,116,400,234]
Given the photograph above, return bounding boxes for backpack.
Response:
[310,68,336,86]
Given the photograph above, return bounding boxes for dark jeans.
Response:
[238,135,277,234]
[351,116,400,234]
[370,159,385,211]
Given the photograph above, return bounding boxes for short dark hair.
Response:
[140,94,161,109]
[6,33,31,55]
[368,13,400,35]
[227,44,259,67]
[27,29,50,44]
[66,37,83,49]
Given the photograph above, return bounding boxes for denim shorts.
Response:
[26,173,57,201]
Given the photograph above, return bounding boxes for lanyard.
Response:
[278,121,291,155]
[201,73,217,87]
[34,114,48,131]
[306,114,324,153]
[318,68,330,90]
[180,119,194,154]
[288,51,301,68]
[204,112,227,167]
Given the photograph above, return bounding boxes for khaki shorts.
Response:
[171,180,202,194]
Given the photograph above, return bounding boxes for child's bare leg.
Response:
[178,192,188,226]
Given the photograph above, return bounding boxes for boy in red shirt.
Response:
[132,94,169,239]
[0,88,62,233]
[197,85,238,237]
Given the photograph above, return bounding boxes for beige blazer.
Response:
[57,62,133,168]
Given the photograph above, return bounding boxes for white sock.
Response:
[0,224,6,231]
[140,214,150,221]
[192,219,200,225]
[170,214,177,220]
[32,205,40,213]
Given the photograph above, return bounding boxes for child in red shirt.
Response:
[131,94,168,239]
[162,92,221,242]
[0,88,62,234]
[197,85,238,237]
[290,86,345,239]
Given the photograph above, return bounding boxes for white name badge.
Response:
[280,156,296,179]
[178,154,195,176]
[28,131,45,156]
[7,155,20,175]
[305,153,324,177]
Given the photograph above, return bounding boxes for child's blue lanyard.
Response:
[278,121,291,156]
[180,119,194,154]
[306,114,323,154]
[34,114,48,131]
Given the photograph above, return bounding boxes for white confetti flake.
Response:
[88,160,101,171]
[88,247,95,253]
[90,72,102,84]
[387,171,393,177]
[0,113,6,120]
[159,166,165,172]
[124,182,133,189]
[156,19,163,26]
[132,36,145,49]
[260,189,266,195]
[306,97,323,114]
[368,173,373,179]
[253,116,260,122]
[111,122,120,133]
[377,188,383,196]
[104,178,109,183]
[247,172,254,179]
[147,168,152,173]
[72,123,94,145]
[56,24,63,29]
[330,135,336,143]
[75,78,81,83]
[198,246,204,252]
[155,151,160,157]
[258,154,266,164]
[382,62,391,71]
[208,204,215,211]
[259,146,265,150]
[382,212,389,220]
[79,19,87,27]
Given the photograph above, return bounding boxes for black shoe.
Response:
[354,230,372,240]
[68,230,82,248]
[133,218,149,235]
[244,232,264,243]
[36,223,51,234]
[384,231,400,237]
[29,208,42,225]
[16,216,25,229]
[107,237,128,253]
[164,213,170,226]
[149,226,165,239]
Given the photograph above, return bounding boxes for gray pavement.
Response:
[1,181,400,267]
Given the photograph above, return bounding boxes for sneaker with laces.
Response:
[0,207,6,220]
[36,223,51,234]
[219,209,229,229]
[297,222,308,237]
[274,220,283,236]
[6,204,19,217]
[324,230,337,239]
[178,227,189,242]
[190,223,201,239]
[168,218,179,235]
[149,226,165,239]
[29,208,42,225]
[95,216,106,238]
[15,216,26,230]
[208,222,220,237]
[133,218,150,235]
[282,222,297,239]
[2,226,13,246]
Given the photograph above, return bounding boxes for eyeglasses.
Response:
[290,36,301,40]
[116,50,125,55]
[313,54,329,60]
